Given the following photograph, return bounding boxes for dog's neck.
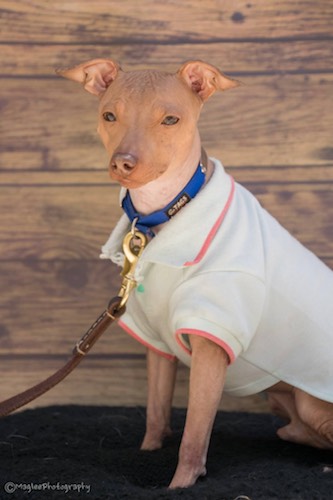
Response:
[129,149,213,218]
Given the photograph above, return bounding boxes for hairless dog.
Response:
[58,60,333,489]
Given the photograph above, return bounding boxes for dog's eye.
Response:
[103,112,116,122]
[161,115,179,126]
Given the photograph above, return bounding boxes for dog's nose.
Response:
[110,153,137,175]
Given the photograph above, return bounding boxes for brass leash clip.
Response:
[117,221,147,309]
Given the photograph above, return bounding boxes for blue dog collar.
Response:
[122,161,206,237]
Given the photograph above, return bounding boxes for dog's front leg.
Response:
[141,348,178,450]
[169,335,228,489]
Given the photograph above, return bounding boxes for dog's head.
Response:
[57,60,240,189]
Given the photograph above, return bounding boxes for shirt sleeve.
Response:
[170,271,265,363]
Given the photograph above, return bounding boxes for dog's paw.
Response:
[140,427,172,451]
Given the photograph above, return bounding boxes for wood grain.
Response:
[1,0,332,411]
[1,166,333,186]
[1,181,332,260]
[0,184,122,260]
[2,257,332,356]
[1,75,333,170]
[0,357,270,412]
[2,40,333,76]
[0,0,332,43]
[0,259,135,355]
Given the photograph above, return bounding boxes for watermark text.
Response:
[4,481,91,495]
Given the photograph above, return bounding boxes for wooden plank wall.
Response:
[0,1,332,413]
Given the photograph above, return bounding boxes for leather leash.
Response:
[0,228,147,418]
[0,151,208,418]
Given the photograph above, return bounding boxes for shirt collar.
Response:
[100,159,234,268]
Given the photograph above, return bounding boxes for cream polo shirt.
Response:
[101,159,333,403]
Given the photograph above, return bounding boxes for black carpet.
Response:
[0,406,332,499]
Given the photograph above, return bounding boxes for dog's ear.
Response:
[56,59,121,96]
[178,60,241,102]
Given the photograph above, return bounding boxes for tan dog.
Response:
[58,60,333,489]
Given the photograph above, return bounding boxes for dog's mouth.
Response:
[118,177,147,189]
[109,163,165,189]
[109,170,150,189]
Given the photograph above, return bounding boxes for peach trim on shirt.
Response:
[118,319,176,361]
[175,328,236,364]
[184,175,235,266]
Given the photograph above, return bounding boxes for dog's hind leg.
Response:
[267,389,333,450]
